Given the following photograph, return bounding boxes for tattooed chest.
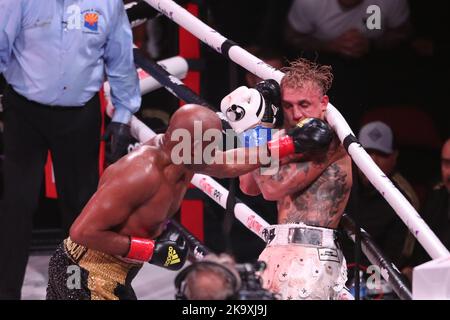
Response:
[277,163,351,228]
[277,195,333,227]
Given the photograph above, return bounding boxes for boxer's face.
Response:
[441,140,450,192]
[281,82,328,129]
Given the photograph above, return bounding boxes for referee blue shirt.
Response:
[0,0,141,124]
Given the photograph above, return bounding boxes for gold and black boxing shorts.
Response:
[46,237,142,300]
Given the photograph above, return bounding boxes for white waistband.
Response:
[263,223,338,248]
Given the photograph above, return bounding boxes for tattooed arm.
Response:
[253,137,346,201]
[253,160,327,201]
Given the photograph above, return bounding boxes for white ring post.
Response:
[104,55,188,142]
[103,55,188,103]
[138,56,188,95]
[144,0,449,259]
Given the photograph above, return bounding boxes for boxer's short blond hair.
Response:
[281,58,333,95]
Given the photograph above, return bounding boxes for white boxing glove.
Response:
[220,86,265,134]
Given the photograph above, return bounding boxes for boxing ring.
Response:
[119,0,449,299]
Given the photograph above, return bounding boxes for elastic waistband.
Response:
[64,237,142,285]
[263,223,338,248]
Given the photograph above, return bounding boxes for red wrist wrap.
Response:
[125,237,155,262]
[268,136,295,158]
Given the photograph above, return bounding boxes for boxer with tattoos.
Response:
[230,59,353,300]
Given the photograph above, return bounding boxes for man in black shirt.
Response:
[409,138,450,266]
[344,121,419,273]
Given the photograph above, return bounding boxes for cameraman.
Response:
[175,254,277,300]
[175,254,240,300]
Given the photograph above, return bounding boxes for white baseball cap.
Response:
[358,121,394,154]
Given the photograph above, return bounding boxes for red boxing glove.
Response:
[124,225,189,270]
[126,237,155,262]
[267,118,333,159]
[267,136,295,159]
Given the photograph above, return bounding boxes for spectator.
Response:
[407,138,450,269]
[285,0,411,58]
[344,121,420,285]
[284,0,412,131]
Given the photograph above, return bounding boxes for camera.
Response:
[234,261,278,300]
[174,260,278,300]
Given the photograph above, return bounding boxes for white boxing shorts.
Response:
[258,223,353,300]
